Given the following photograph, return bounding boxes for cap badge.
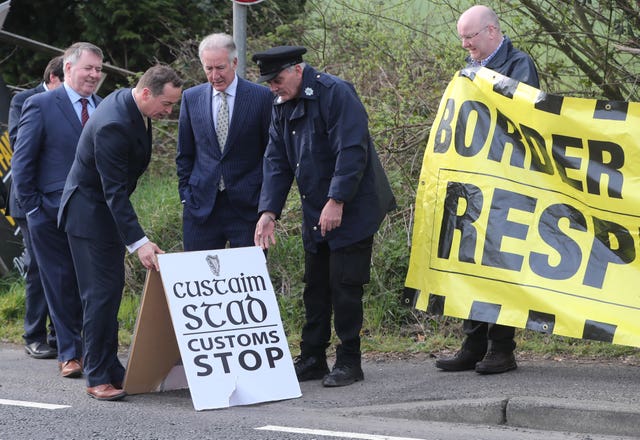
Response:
[305,87,314,96]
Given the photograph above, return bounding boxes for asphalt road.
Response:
[1,344,638,440]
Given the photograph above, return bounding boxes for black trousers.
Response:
[16,217,55,346]
[67,233,126,387]
[182,190,256,251]
[462,320,516,354]
[300,236,373,366]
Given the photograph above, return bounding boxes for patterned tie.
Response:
[80,98,90,127]
[216,91,229,150]
[216,91,229,191]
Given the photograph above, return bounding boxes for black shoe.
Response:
[475,351,517,374]
[24,342,57,359]
[435,350,484,371]
[322,364,364,387]
[294,355,329,381]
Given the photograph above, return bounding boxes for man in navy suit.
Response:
[59,65,183,401]
[8,55,64,360]
[177,33,272,251]
[12,42,103,379]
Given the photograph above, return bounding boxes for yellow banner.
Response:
[404,67,640,347]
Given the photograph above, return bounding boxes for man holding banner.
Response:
[434,5,539,375]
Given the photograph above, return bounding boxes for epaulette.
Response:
[314,71,336,88]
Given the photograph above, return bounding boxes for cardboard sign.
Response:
[154,246,301,410]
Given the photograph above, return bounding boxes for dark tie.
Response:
[80,98,90,127]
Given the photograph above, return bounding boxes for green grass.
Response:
[0,272,26,342]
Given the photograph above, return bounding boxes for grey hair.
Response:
[198,33,237,63]
[63,42,103,66]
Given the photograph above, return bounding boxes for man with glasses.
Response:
[435,4,539,375]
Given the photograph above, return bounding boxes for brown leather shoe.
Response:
[59,359,83,378]
[86,384,127,401]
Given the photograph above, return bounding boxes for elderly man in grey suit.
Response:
[177,33,273,251]
[59,65,183,401]
[12,43,103,379]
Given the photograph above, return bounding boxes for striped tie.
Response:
[80,98,89,127]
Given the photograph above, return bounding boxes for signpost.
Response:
[231,0,265,78]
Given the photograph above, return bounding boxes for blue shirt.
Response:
[63,83,96,123]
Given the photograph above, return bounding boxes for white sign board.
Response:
[157,246,301,410]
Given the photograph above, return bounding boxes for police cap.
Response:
[251,46,307,82]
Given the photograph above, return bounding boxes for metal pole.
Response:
[233,2,248,78]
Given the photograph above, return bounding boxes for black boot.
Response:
[435,350,484,371]
[322,363,364,387]
[475,351,517,374]
[293,355,329,381]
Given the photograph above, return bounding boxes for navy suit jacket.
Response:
[11,86,102,214]
[59,88,151,246]
[9,84,45,147]
[7,84,45,218]
[176,76,272,223]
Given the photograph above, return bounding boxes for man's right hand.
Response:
[137,241,164,271]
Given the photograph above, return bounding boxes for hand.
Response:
[254,212,277,250]
[137,241,164,271]
[319,198,343,237]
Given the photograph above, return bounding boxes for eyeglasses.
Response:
[459,25,489,41]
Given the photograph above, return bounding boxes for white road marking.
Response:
[0,398,70,410]
[256,425,425,440]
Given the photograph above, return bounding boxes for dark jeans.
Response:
[300,236,373,366]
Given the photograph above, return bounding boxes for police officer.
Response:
[252,46,396,387]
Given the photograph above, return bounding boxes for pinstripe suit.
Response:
[176,75,272,250]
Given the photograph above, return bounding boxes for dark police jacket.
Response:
[467,36,540,88]
[259,65,396,252]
